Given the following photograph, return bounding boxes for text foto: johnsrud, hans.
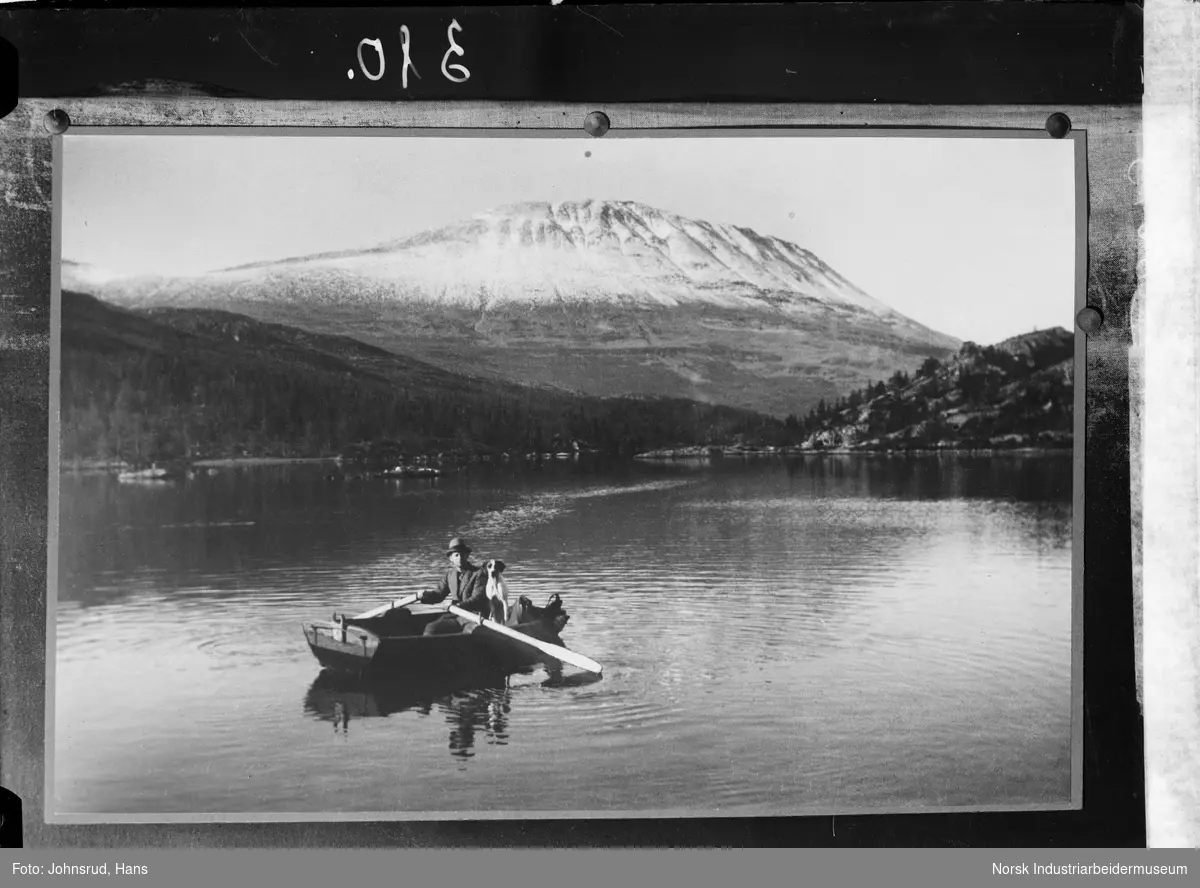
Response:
[12,863,149,876]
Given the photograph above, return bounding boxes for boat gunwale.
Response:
[302,619,566,646]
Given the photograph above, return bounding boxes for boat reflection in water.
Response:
[303,668,509,757]
[304,666,605,757]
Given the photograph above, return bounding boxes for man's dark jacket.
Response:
[420,562,490,614]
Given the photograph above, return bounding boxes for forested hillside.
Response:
[59,291,789,465]
[787,329,1074,452]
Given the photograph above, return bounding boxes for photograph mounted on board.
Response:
[50,130,1083,820]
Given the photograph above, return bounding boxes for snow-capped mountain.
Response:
[62,200,960,416]
[66,200,926,320]
[214,199,897,313]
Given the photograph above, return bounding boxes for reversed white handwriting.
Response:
[441,19,471,83]
[346,21,470,86]
[399,25,422,88]
[355,37,385,81]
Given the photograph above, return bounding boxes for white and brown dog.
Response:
[484,559,512,625]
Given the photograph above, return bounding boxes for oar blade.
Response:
[448,605,603,675]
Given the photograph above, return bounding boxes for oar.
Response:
[352,593,421,620]
[448,604,603,675]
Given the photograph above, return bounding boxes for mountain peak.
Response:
[64,199,958,352]
[352,198,905,318]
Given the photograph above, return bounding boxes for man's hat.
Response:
[446,537,472,556]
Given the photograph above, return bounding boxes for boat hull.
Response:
[302,618,565,677]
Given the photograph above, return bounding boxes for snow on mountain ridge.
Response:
[62,200,928,330]
[194,199,896,316]
[324,199,878,316]
[454,200,885,311]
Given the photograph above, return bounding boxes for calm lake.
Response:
[52,454,1075,818]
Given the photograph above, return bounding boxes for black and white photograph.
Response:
[50,131,1082,820]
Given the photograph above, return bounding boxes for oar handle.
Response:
[352,593,421,621]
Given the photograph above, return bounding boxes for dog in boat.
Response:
[484,559,512,625]
[481,560,569,635]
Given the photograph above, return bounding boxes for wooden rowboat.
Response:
[302,595,580,677]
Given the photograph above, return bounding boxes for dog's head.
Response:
[486,559,506,577]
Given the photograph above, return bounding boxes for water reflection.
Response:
[768,454,1073,502]
[303,670,522,758]
[445,686,512,759]
[303,665,606,757]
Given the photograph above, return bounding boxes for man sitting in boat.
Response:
[418,537,491,635]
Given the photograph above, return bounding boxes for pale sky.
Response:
[62,133,1077,344]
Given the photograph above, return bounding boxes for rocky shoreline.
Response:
[633,443,1073,460]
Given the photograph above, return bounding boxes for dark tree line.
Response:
[59,299,791,465]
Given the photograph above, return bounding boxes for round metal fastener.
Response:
[43,109,71,135]
[584,111,610,138]
[1045,113,1072,139]
[1076,306,1103,334]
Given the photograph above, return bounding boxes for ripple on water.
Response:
[460,480,698,543]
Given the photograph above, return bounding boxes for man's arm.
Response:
[420,572,452,604]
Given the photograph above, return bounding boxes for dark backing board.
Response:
[1,2,1143,104]
[0,3,1142,849]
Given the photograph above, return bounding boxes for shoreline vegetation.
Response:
[60,444,1073,475]
[60,290,1075,474]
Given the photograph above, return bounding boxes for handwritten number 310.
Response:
[349,19,470,86]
